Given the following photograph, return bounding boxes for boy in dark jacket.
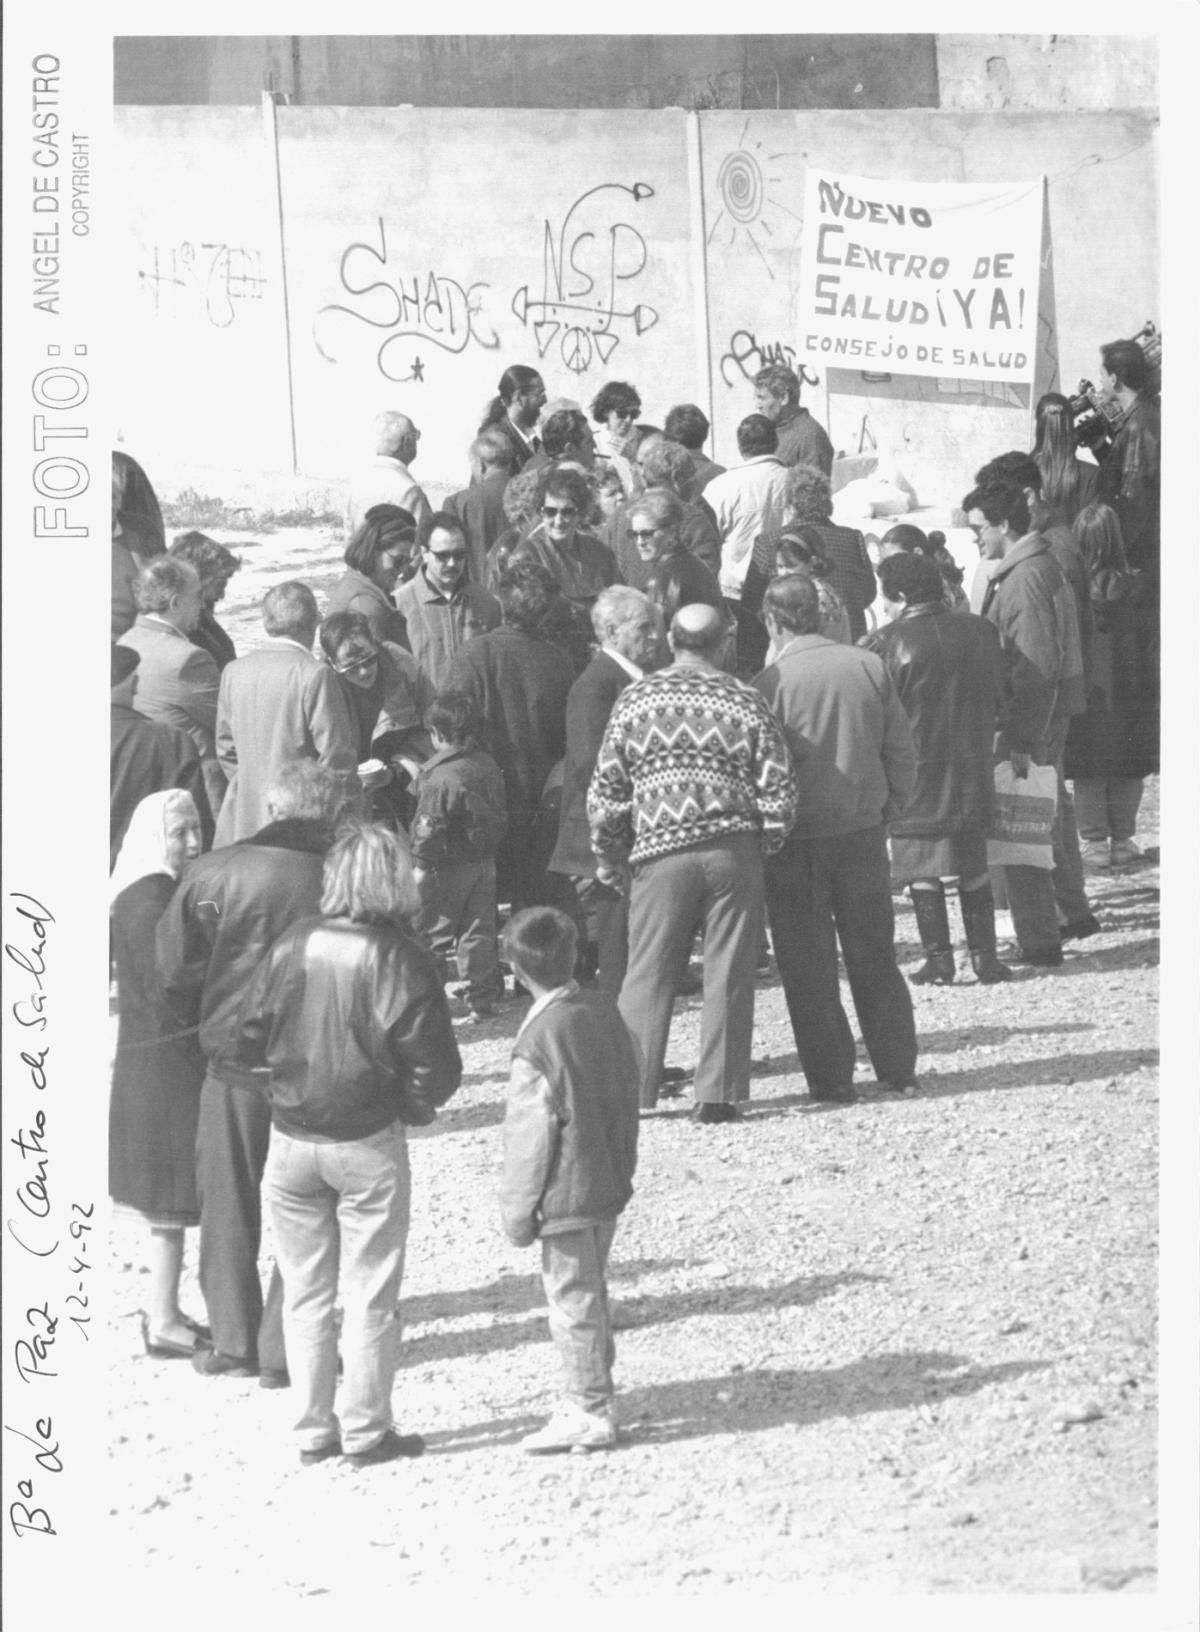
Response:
[499,908,640,1453]
[411,692,507,1019]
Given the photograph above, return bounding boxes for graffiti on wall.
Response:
[707,121,803,282]
[511,182,659,374]
[137,243,266,327]
[719,328,819,390]
[313,217,499,383]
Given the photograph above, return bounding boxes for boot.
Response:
[958,880,1013,983]
[908,884,955,984]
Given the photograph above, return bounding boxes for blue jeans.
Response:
[541,1222,617,1413]
[265,1121,410,1457]
[767,825,917,1093]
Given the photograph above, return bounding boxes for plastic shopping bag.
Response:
[987,760,1057,869]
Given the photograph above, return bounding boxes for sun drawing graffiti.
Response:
[511,182,660,374]
[707,121,803,282]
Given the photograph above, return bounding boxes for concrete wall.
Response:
[113,103,1158,510]
[276,107,697,483]
[113,107,293,474]
[937,34,1158,112]
[114,35,938,110]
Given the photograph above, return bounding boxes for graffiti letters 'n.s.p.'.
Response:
[313,218,499,385]
[511,183,660,374]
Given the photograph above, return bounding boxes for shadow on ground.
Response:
[918,1021,1094,1053]
[920,1045,1157,1097]
[402,1270,880,1366]
[423,1349,1049,1453]
[403,1256,695,1325]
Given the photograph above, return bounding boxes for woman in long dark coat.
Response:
[863,551,1010,985]
[110,789,211,1358]
[445,560,576,912]
[1064,502,1157,868]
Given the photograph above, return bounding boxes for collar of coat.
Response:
[991,530,1052,581]
[242,817,332,854]
[418,742,478,775]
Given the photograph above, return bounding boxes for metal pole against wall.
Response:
[686,111,717,464]
[262,88,299,475]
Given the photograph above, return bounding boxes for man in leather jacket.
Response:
[157,760,349,1384]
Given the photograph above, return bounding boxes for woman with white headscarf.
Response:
[110,789,211,1358]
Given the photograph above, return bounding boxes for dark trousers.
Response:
[196,1068,286,1371]
[618,834,763,1108]
[572,876,630,1000]
[767,825,917,1093]
[415,858,500,1006]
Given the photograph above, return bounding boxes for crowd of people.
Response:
[109,345,1159,1463]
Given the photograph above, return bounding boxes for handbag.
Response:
[987,760,1057,869]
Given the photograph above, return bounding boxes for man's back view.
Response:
[214,582,358,845]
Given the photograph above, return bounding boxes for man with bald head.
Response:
[346,410,432,535]
[589,603,797,1122]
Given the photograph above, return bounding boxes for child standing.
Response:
[411,692,507,1021]
[499,907,640,1453]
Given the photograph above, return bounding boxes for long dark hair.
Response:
[1033,392,1082,523]
[479,366,542,434]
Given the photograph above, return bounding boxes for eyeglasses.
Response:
[542,505,578,520]
[630,526,664,541]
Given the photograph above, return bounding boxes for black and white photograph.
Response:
[2,9,1196,1624]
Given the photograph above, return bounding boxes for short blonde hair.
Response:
[320,821,420,925]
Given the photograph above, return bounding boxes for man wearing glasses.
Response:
[393,512,501,691]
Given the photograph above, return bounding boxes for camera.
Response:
[1070,322,1161,448]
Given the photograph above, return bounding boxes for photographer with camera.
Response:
[1092,339,1161,590]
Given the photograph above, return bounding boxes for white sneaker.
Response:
[1081,840,1111,870]
[521,1403,617,1455]
[1109,839,1141,868]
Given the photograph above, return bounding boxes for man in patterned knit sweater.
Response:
[588,603,798,1123]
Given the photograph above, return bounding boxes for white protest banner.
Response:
[798,170,1043,386]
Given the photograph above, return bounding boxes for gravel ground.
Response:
[107,522,1166,1608]
[106,851,1161,1603]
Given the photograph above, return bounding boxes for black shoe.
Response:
[1012,947,1064,967]
[877,1077,921,1097]
[1060,914,1102,941]
[692,1102,741,1124]
[300,1439,341,1466]
[970,950,1013,983]
[909,953,955,985]
[259,1368,290,1390]
[342,1429,426,1467]
[140,1312,212,1360]
[807,1085,857,1104]
[191,1348,256,1378]
[659,1066,691,1098]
